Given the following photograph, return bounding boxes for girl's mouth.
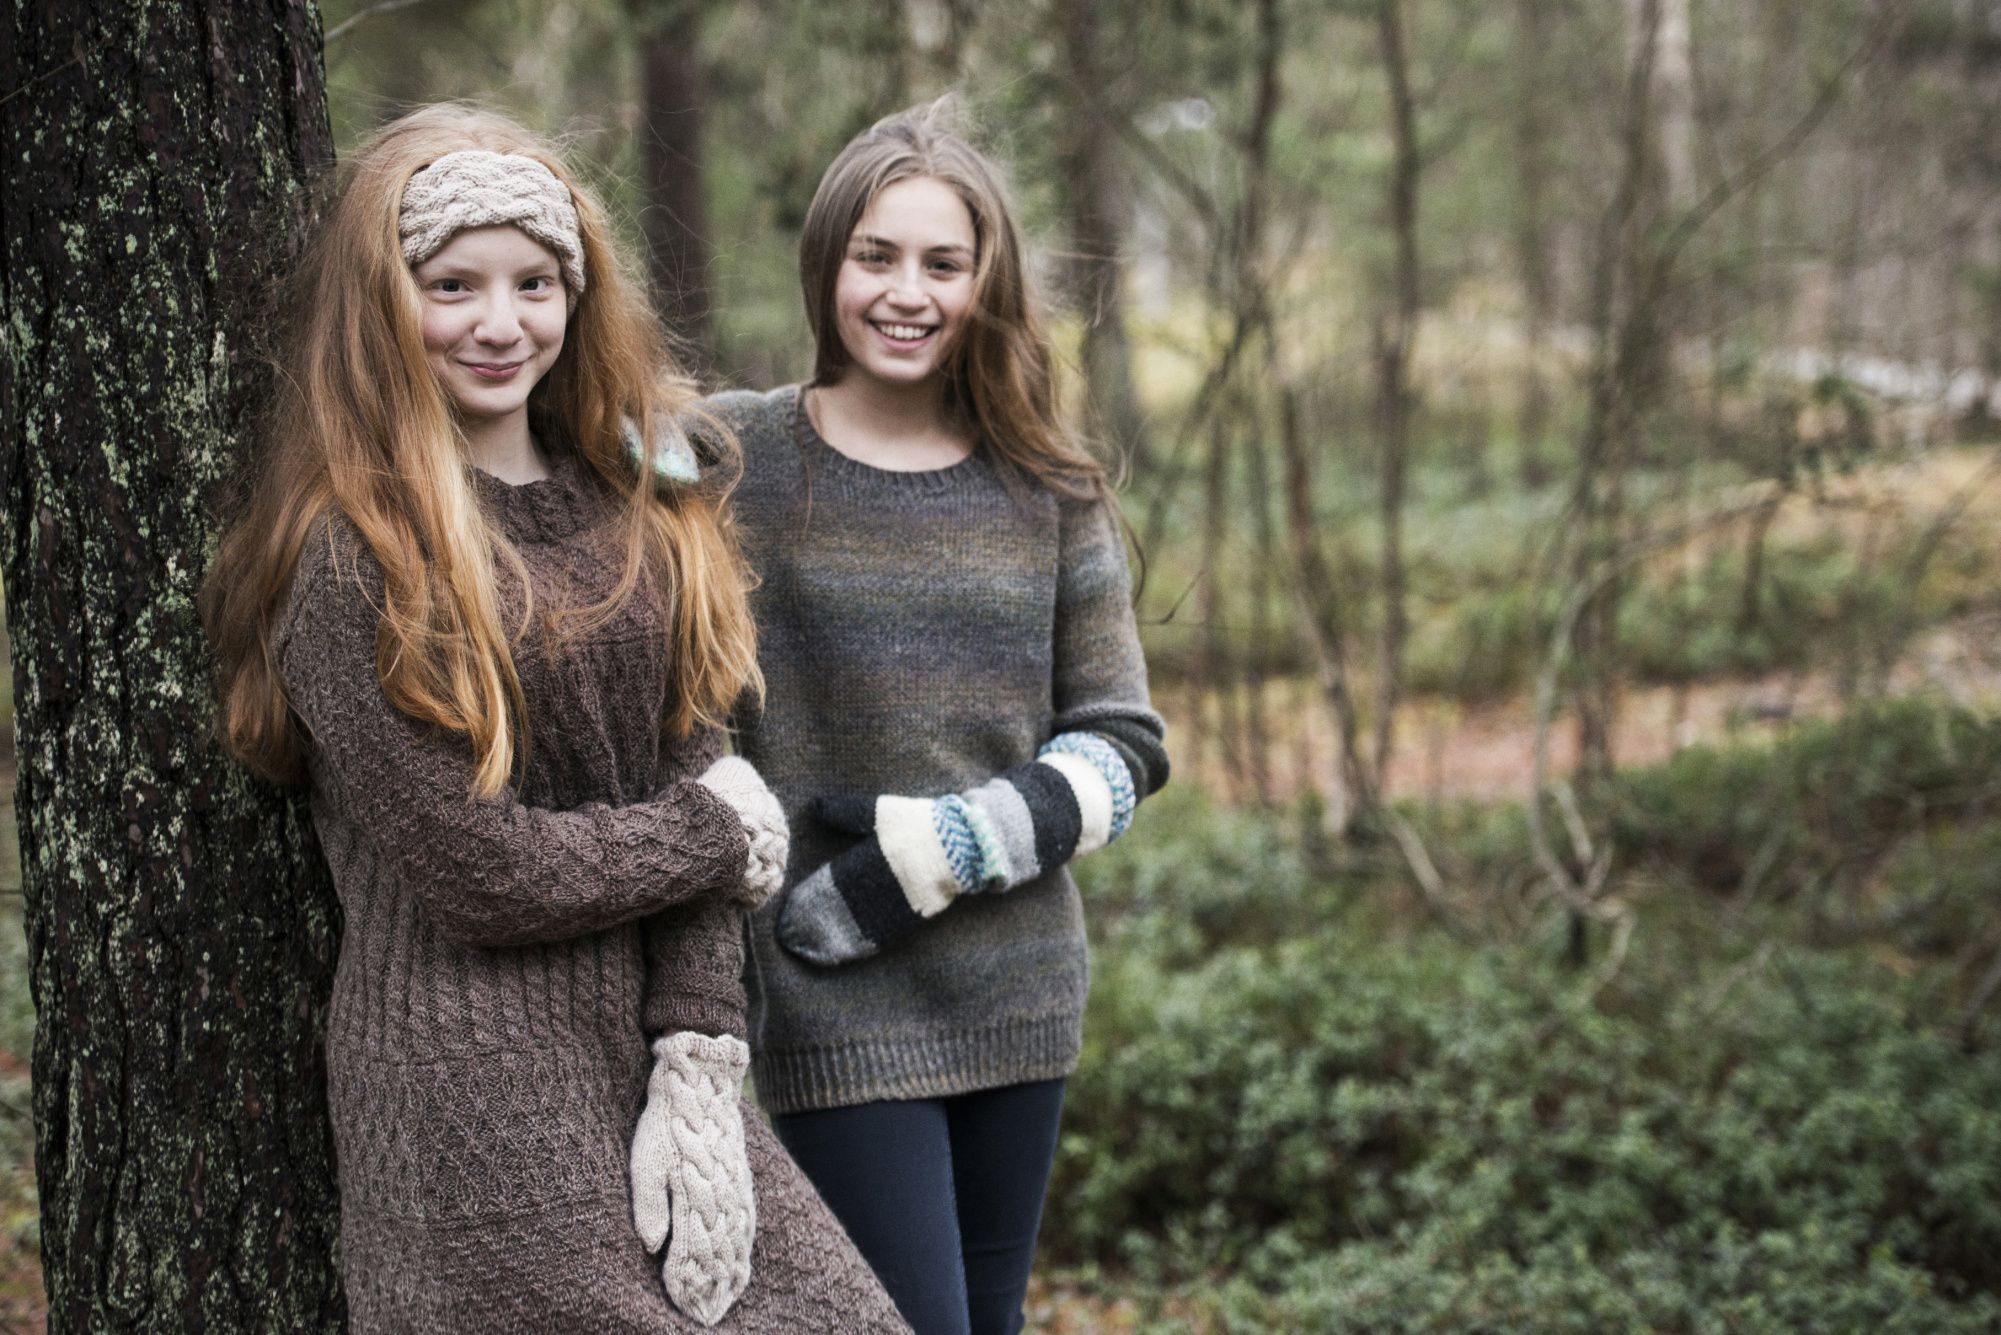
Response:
[870,321,937,348]
[466,361,525,381]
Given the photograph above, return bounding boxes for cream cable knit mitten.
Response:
[630,1031,756,1327]
[695,756,788,908]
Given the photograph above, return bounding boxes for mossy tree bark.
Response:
[0,2,344,1329]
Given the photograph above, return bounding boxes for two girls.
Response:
[203,93,1162,1335]
[712,103,1169,1335]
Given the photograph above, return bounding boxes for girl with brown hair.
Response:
[202,103,905,1333]
[706,101,1170,1335]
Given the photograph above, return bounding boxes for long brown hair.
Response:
[799,99,1112,504]
[204,103,760,797]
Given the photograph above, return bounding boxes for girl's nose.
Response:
[474,296,524,344]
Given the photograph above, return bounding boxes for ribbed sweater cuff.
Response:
[650,987,749,1041]
[751,1011,1081,1115]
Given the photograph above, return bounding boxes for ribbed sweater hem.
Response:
[752,1011,1082,1115]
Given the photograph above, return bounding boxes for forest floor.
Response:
[1162,442,2001,806]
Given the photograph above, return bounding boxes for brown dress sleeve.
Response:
[276,536,750,950]
[639,726,751,1039]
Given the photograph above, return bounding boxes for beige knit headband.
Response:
[399,149,587,300]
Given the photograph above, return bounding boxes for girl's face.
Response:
[832,175,976,392]
[412,224,567,434]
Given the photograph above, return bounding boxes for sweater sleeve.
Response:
[640,727,750,1039]
[276,533,751,950]
[1051,496,1170,799]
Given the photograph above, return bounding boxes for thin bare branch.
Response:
[1529,487,1785,904]
[1960,946,2001,1045]
[1584,904,1637,1000]
[1640,17,1896,315]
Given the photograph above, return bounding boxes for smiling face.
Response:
[830,175,978,394]
[411,224,567,443]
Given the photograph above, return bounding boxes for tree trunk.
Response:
[634,0,714,363]
[1371,0,1419,794]
[0,2,344,1329]
[1057,0,1149,470]
[1569,0,1664,788]
[902,0,974,91]
[1650,0,1696,212]
[1511,0,1557,488]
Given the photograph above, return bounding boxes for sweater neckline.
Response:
[469,442,608,544]
[789,385,989,493]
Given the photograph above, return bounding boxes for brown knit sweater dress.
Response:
[275,450,908,1333]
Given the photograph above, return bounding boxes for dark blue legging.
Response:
[772,1078,1066,1335]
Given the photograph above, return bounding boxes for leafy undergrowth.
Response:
[1056,705,2001,1333]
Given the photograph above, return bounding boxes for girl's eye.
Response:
[432,278,466,294]
[929,259,964,276]
[521,275,556,294]
[853,250,889,266]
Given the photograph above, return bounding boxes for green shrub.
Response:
[1057,933,2001,1329]
[1608,698,2001,901]
[1060,762,2001,1330]
[1086,786,1326,967]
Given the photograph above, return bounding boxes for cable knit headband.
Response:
[399,149,587,299]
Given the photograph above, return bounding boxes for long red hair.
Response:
[204,103,759,796]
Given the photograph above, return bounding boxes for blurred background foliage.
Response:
[11,0,2001,1327]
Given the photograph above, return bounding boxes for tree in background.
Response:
[1054,0,1149,470]
[0,2,343,1328]
[632,0,716,362]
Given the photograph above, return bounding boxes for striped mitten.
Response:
[775,732,1137,966]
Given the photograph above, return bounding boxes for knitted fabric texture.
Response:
[278,444,907,1332]
[630,1032,757,1326]
[1040,731,1138,839]
[694,756,789,909]
[400,149,587,297]
[710,386,1170,1114]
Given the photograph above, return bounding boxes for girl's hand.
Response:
[775,732,1136,966]
[629,1030,756,1326]
[694,756,789,908]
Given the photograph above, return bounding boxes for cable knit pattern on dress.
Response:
[279,443,906,1333]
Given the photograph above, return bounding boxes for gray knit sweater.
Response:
[276,448,907,1332]
[710,386,1169,1115]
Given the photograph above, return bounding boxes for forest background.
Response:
[5,0,2001,1330]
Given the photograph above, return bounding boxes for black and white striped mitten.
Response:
[774,732,1136,965]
